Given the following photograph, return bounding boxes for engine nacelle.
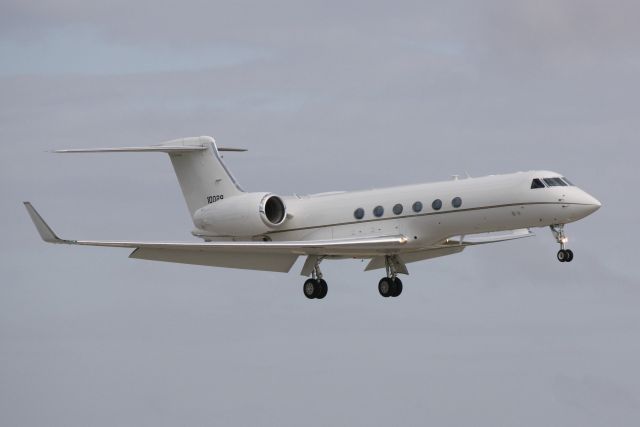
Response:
[193,192,287,236]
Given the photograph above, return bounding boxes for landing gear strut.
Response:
[551,224,574,263]
[378,255,403,298]
[303,256,328,299]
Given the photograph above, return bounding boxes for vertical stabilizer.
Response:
[53,135,245,222]
[164,136,245,217]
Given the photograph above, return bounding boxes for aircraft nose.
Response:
[580,192,602,215]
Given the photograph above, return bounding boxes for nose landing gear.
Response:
[551,224,574,263]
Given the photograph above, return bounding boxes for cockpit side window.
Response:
[531,178,545,189]
[543,178,568,187]
[561,177,574,186]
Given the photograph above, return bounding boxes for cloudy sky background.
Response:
[1,1,639,425]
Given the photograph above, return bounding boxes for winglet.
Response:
[23,202,63,243]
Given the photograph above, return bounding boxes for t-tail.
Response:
[54,136,246,220]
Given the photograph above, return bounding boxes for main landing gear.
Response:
[378,277,403,298]
[302,255,406,300]
[303,256,328,299]
[378,255,403,298]
[551,224,574,263]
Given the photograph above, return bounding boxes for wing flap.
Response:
[365,246,464,271]
[130,248,297,272]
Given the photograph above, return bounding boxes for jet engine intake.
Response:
[261,194,286,225]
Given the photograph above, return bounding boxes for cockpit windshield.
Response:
[531,179,545,189]
[543,178,568,187]
[531,177,575,189]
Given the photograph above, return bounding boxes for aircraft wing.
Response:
[24,202,408,272]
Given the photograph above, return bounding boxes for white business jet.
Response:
[25,136,601,299]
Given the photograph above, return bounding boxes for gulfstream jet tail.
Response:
[55,136,246,218]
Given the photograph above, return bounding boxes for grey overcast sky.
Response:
[1,1,639,426]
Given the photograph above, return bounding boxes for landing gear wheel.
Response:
[378,277,393,298]
[303,278,317,299]
[391,278,403,297]
[565,249,574,262]
[557,250,566,262]
[557,250,567,262]
[316,279,328,299]
[303,278,328,299]
[557,249,574,263]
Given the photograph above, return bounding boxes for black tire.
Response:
[391,278,403,297]
[378,277,393,297]
[316,279,328,299]
[565,249,574,262]
[303,278,317,299]
[557,250,567,262]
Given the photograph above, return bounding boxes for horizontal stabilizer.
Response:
[53,146,246,153]
[54,146,206,153]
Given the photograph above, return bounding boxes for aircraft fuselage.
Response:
[229,170,601,253]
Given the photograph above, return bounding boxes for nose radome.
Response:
[581,192,602,215]
[587,194,601,209]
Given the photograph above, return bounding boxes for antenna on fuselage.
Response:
[451,172,472,180]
